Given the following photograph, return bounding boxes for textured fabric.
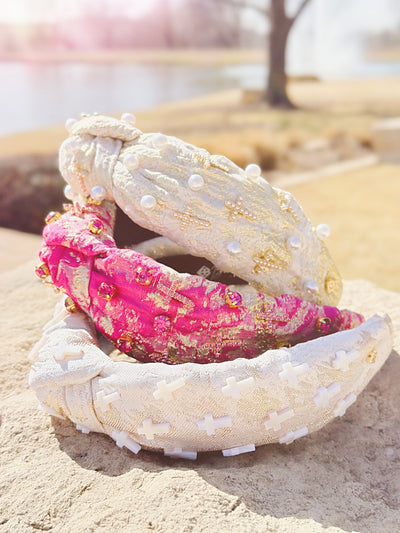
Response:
[28,298,393,455]
[38,202,362,364]
[59,114,342,306]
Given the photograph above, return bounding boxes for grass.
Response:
[287,164,400,293]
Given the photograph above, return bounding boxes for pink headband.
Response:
[36,202,363,364]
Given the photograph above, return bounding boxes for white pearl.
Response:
[245,163,261,179]
[288,236,301,249]
[316,223,331,240]
[123,153,140,171]
[80,112,88,118]
[188,174,204,191]
[140,195,156,210]
[64,184,75,200]
[152,133,168,150]
[90,185,106,202]
[65,118,77,132]
[306,280,319,293]
[227,241,241,255]
[121,112,136,125]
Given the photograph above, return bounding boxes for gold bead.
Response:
[64,297,79,313]
[88,218,104,234]
[35,263,50,279]
[366,349,377,364]
[45,211,61,224]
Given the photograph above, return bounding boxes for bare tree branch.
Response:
[290,0,312,24]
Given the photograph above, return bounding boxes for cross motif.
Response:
[111,430,141,454]
[156,278,195,310]
[224,196,256,222]
[278,361,309,386]
[164,448,197,460]
[222,444,255,457]
[153,378,186,403]
[276,190,299,222]
[203,330,242,359]
[279,426,308,445]
[221,376,255,399]
[96,389,121,414]
[313,382,341,408]
[333,392,357,417]
[54,347,84,361]
[253,248,290,274]
[192,150,230,172]
[137,418,170,440]
[38,402,65,420]
[173,206,210,231]
[332,349,361,372]
[197,413,232,436]
[76,424,90,434]
[263,406,294,432]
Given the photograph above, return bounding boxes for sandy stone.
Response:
[1,253,399,533]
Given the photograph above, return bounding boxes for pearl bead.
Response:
[121,112,136,125]
[140,195,156,210]
[65,118,77,132]
[90,185,106,202]
[152,133,168,150]
[64,184,75,200]
[316,223,331,240]
[227,241,241,255]
[123,153,140,171]
[188,174,204,191]
[306,280,319,294]
[288,236,301,249]
[245,163,261,179]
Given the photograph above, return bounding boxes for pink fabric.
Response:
[39,203,363,364]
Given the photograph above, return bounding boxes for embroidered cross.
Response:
[333,393,357,417]
[137,418,170,440]
[153,378,186,403]
[197,413,232,436]
[111,430,141,454]
[279,426,308,445]
[313,383,341,407]
[332,349,360,372]
[278,361,309,386]
[221,376,255,399]
[263,407,294,432]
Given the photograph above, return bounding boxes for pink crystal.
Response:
[154,314,171,333]
[116,335,134,352]
[135,266,152,285]
[98,281,116,300]
[225,290,242,308]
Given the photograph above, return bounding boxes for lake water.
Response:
[0,59,399,137]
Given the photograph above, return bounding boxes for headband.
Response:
[37,201,362,364]
[59,114,342,307]
[28,296,393,458]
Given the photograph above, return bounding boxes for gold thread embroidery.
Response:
[225,196,256,222]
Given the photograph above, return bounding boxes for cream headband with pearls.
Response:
[60,114,342,307]
[29,296,393,459]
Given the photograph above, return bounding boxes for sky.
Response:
[0,0,399,31]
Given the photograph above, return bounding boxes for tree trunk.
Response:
[266,0,294,108]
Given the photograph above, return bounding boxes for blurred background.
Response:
[0,0,399,291]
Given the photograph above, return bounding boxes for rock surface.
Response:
[1,259,400,533]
